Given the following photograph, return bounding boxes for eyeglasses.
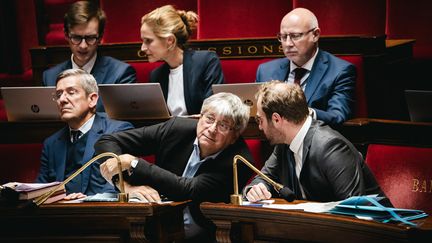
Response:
[202,114,234,133]
[277,28,316,42]
[68,34,99,45]
[52,87,80,101]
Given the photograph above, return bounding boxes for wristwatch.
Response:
[128,158,139,175]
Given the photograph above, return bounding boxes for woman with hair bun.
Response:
[140,5,225,116]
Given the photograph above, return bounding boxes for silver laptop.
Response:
[212,83,261,116]
[405,90,432,122]
[99,83,171,119]
[1,86,60,121]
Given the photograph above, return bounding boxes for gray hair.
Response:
[56,68,98,95]
[201,92,250,134]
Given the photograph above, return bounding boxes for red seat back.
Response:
[220,58,274,84]
[0,144,43,184]
[128,62,163,83]
[337,55,367,118]
[365,144,432,213]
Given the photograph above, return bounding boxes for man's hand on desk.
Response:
[64,192,87,200]
[125,182,161,203]
[246,183,272,202]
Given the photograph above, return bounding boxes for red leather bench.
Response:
[365,144,432,213]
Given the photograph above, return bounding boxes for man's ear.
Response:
[88,93,99,109]
[312,28,320,42]
[271,112,282,125]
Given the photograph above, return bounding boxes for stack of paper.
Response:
[2,181,66,204]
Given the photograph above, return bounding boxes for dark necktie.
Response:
[293,68,307,85]
[70,130,82,143]
[287,150,303,199]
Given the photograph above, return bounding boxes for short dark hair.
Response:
[257,81,309,124]
[64,1,106,37]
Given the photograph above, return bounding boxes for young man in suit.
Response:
[245,81,386,204]
[95,92,253,242]
[42,1,136,111]
[256,8,356,125]
[35,69,134,198]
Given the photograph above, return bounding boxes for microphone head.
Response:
[279,187,295,202]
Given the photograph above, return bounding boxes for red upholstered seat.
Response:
[0,99,7,121]
[0,144,43,184]
[365,144,432,213]
[293,0,386,36]
[197,0,292,39]
[221,58,274,84]
[128,62,163,83]
[337,55,367,118]
[42,0,76,45]
[245,139,264,170]
[100,0,197,43]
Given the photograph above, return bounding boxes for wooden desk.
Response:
[201,200,431,243]
[0,201,187,242]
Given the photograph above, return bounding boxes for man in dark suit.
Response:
[245,81,385,203]
[95,92,253,242]
[35,69,134,198]
[256,8,356,125]
[42,1,136,111]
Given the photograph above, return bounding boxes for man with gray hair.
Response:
[35,69,134,198]
[95,92,254,242]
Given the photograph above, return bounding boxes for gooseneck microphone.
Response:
[231,154,295,205]
[34,152,128,206]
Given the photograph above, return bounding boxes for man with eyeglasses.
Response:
[42,1,136,112]
[35,69,134,199]
[95,92,254,242]
[256,8,356,125]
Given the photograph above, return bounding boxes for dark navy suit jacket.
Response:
[42,55,137,112]
[256,50,356,125]
[150,49,225,115]
[35,112,134,195]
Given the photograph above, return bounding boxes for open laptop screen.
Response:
[212,83,261,117]
[1,87,59,121]
[99,83,171,120]
[405,90,432,122]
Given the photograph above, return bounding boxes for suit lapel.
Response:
[91,55,107,84]
[182,50,192,112]
[304,50,328,102]
[277,58,290,81]
[80,114,104,192]
[53,128,69,181]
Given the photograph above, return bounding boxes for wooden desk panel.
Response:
[201,201,432,243]
[0,201,187,242]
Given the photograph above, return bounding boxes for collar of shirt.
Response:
[289,115,312,199]
[182,138,222,177]
[71,53,97,74]
[68,114,96,140]
[288,48,319,86]
[289,115,312,175]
